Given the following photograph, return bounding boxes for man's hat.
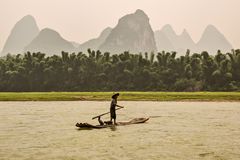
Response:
[112,93,120,99]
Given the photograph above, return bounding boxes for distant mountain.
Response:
[155,24,232,55]
[155,25,196,54]
[154,30,174,52]
[177,29,196,53]
[24,28,75,55]
[160,24,178,47]
[154,25,177,52]
[78,27,112,52]
[197,25,233,54]
[1,15,39,55]
[99,9,157,53]
[71,41,80,48]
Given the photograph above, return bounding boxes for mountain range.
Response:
[1,10,233,56]
[155,24,233,54]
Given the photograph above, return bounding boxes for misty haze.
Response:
[0,1,240,160]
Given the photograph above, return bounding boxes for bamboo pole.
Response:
[92,107,123,120]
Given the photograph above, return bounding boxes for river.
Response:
[0,101,240,160]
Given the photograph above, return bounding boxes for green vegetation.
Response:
[1,49,240,91]
[0,92,239,101]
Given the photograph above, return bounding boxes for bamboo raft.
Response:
[76,117,149,129]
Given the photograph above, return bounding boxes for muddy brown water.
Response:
[0,101,240,160]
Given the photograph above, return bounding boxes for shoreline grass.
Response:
[0,92,239,101]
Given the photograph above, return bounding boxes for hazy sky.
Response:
[0,0,240,50]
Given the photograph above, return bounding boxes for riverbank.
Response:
[0,92,239,101]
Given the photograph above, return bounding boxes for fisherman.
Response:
[110,93,124,125]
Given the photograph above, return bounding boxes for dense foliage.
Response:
[0,49,240,91]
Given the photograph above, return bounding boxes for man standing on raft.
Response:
[110,93,124,125]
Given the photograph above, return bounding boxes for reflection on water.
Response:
[0,101,240,160]
[110,125,117,131]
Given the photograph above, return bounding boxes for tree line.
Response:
[0,49,240,91]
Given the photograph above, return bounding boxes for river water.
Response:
[0,101,240,160]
